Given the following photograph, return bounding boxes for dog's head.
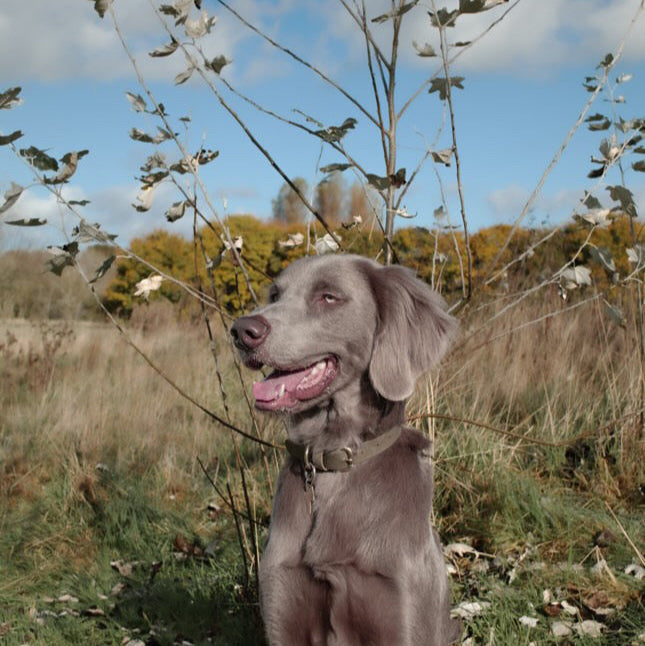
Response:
[231,254,456,413]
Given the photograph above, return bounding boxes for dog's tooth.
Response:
[278,384,286,398]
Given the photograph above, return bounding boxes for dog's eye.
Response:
[268,287,280,303]
[321,293,338,304]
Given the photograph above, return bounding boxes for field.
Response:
[0,286,643,646]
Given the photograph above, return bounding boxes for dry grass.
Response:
[1,288,643,645]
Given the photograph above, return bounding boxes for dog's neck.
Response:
[285,374,406,451]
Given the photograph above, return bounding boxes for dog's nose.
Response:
[231,315,271,350]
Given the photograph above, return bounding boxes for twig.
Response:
[604,501,645,567]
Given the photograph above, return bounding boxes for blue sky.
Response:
[1,0,644,251]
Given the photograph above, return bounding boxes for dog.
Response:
[231,253,461,646]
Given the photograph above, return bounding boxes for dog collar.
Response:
[284,426,402,473]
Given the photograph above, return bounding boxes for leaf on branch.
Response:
[149,38,179,58]
[599,136,621,162]
[597,53,614,70]
[574,208,611,227]
[141,152,167,172]
[46,242,79,276]
[314,117,357,143]
[366,173,390,191]
[389,168,407,188]
[0,87,22,110]
[88,0,113,18]
[134,274,163,299]
[185,11,217,38]
[633,159,645,172]
[315,233,341,255]
[431,148,453,166]
[165,200,188,222]
[0,130,23,146]
[196,148,219,165]
[372,1,418,24]
[19,146,59,172]
[459,0,508,12]
[133,186,155,212]
[72,219,117,243]
[139,170,169,187]
[6,217,47,227]
[581,194,602,210]
[160,0,192,24]
[206,55,230,74]
[69,199,91,206]
[278,232,305,249]
[428,9,459,27]
[169,156,197,174]
[412,41,437,57]
[428,76,465,100]
[89,255,116,284]
[585,113,611,131]
[0,182,23,214]
[320,162,352,174]
[453,40,472,47]
[130,127,174,145]
[606,184,637,217]
[616,73,632,83]
[174,65,196,85]
[560,265,591,290]
[44,150,89,185]
[125,91,147,112]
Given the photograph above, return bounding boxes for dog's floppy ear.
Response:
[366,263,456,401]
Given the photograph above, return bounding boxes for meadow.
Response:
[0,272,643,645]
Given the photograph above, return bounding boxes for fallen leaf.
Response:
[575,619,604,637]
[551,620,573,637]
[519,615,539,628]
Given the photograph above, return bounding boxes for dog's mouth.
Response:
[252,356,338,411]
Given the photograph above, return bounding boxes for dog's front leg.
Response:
[260,559,329,646]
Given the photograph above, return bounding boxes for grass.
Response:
[0,289,643,644]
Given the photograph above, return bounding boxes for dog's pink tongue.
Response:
[252,367,312,402]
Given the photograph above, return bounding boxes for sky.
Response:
[1,0,644,252]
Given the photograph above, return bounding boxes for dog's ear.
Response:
[366,263,456,401]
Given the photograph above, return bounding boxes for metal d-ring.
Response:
[341,446,354,468]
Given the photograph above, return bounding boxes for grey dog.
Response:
[232,254,461,646]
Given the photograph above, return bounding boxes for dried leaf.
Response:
[366,173,390,191]
[149,38,179,58]
[165,200,187,222]
[460,0,508,11]
[428,76,465,100]
[589,246,615,273]
[372,1,418,24]
[606,184,637,217]
[412,41,436,57]
[431,148,453,165]
[451,601,490,619]
[134,275,163,299]
[72,220,117,243]
[574,208,611,227]
[174,65,195,85]
[551,621,572,637]
[0,87,22,110]
[133,186,155,212]
[626,245,645,266]
[428,8,459,27]
[320,163,352,174]
[0,182,23,213]
[519,616,538,628]
[314,118,357,144]
[278,232,305,249]
[206,55,230,74]
[88,0,112,18]
[185,11,217,38]
[574,620,604,637]
[315,233,340,255]
[560,265,592,289]
[19,146,59,172]
[125,91,147,112]
[89,255,116,284]
[6,217,47,226]
[0,130,23,146]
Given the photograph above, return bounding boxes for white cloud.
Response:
[487,183,588,220]
[404,0,645,74]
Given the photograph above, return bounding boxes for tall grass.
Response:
[1,289,643,644]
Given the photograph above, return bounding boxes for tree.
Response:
[272,177,309,225]
[314,172,346,228]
